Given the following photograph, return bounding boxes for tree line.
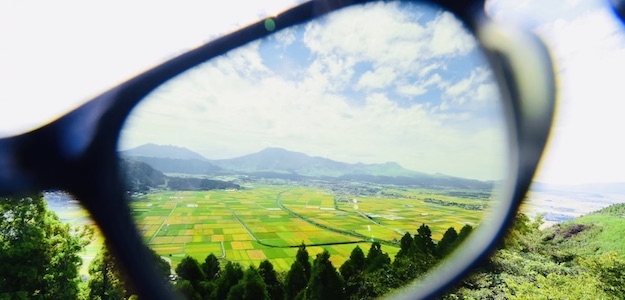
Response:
[0,193,472,299]
[164,223,473,300]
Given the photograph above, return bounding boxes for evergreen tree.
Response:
[212,261,244,300]
[285,261,308,299]
[296,242,312,279]
[414,223,436,256]
[258,260,285,300]
[303,250,345,300]
[227,265,270,300]
[176,256,205,285]
[88,244,126,300]
[0,193,92,299]
[396,232,415,258]
[339,246,365,282]
[450,224,473,250]
[202,253,221,281]
[436,227,458,258]
[365,242,391,272]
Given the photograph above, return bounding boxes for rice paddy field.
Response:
[130,184,488,271]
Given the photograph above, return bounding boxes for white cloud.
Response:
[356,67,398,90]
[119,2,508,181]
[429,12,476,56]
[396,73,443,97]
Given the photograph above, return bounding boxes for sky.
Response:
[120,2,507,181]
[1,0,624,185]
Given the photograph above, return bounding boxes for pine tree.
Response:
[365,241,390,272]
[296,242,312,279]
[285,261,308,299]
[258,260,285,300]
[450,224,473,251]
[304,250,345,300]
[396,232,415,258]
[202,253,221,281]
[212,261,244,300]
[414,223,436,256]
[227,265,270,300]
[436,227,459,258]
[176,256,205,284]
[339,246,365,282]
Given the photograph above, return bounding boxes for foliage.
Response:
[227,265,270,300]
[285,261,308,300]
[0,193,92,299]
[202,253,221,281]
[176,256,205,284]
[444,212,625,299]
[212,261,244,300]
[88,244,126,300]
[303,250,345,300]
[258,260,285,300]
[414,223,436,256]
[436,227,458,258]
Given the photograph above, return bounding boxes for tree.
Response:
[414,224,436,256]
[88,244,126,300]
[339,246,365,282]
[176,256,205,284]
[395,232,415,258]
[303,250,345,300]
[296,243,312,279]
[0,193,92,299]
[285,261,308,299]
[227,265,270,300]
[436,227,458,258]
[202,253,221,281]
[450,224,473,250]
[365,242,390,272]
[212,261,244,300]
[258,260,285,300]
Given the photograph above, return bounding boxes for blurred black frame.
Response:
[0,0,555,299]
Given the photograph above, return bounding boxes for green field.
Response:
[130,184,488,270]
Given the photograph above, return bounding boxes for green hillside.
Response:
[444,204,625,299]
[553,203,625,258]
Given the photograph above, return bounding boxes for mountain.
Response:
[120,144,491,189]
[121,143,208,161]
[118,158,239,193]
[210,147,422,178]
[126,156,222,175]
[120,144,221,174]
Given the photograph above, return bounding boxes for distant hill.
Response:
[545,203,625,259]
[121,143,208,161]
[210,147,422,178]
[118,158,239,193]
[120,144,491,189]
[126,156,222,175]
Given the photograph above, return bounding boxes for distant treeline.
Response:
[424,198,485,211]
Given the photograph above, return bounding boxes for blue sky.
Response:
[1,0,624,185]
[120,2,507,181]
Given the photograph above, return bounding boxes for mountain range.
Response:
[120,144,491,189]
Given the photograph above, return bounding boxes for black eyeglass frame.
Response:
[0,0,555,299]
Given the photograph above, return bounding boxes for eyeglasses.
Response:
[0,0,555,299]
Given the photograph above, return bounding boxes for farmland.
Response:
[130,183,488,270]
